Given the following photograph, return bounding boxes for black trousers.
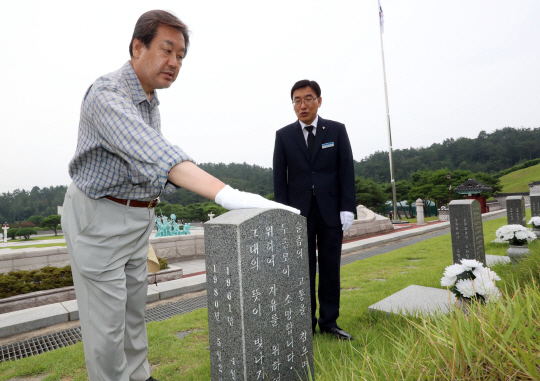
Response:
[307,195,343,331]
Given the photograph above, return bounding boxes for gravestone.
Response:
[506,196,526,226]
[416,199,425,225]
[204,209,314,381]
[449,200,486,266]
[529,181,540,218]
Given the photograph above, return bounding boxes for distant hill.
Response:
[499,163,540,193]
[355,127,540,182]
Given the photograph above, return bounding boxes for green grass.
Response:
[499,162,540,193]
[1,243,67,250]
[0,212,537,380]
[6,235,64,243]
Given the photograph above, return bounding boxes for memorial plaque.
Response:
[506,196,526,226]
[529,181,540,218]
[204,209,314,381]
[449,200,486,266]
[531,196,540,218]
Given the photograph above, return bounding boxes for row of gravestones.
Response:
[200,190,539,380]
[451,195,531,266]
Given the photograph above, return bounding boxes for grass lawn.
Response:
[7,235,64,242]
[499,163,540,193]
[0,211,537,380]
[1,243,67,250]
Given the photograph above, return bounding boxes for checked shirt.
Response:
[69,61,192,201]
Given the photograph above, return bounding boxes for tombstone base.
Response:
[507,244,530,264]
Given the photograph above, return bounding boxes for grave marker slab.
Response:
[506,196,526,226]
[531,195,540,218]
[204,209,314,381]
[529,182,540,218]
[449,200,486,266]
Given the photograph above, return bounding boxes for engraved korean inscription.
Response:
[449,199,486,266]
[506,196,526,227]
[204,209,314,381]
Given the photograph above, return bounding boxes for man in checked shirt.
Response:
[63,10,298,381]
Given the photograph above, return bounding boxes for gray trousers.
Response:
[62,183,154,381]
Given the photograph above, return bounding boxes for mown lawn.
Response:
[499,163,540,193]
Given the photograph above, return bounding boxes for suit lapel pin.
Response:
[322,126,325,129]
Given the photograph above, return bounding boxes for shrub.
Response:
[0,266,73,299]
[17,228,38,240]
[28,215,44,226]
[6,228,19,240]
[158,256,170,271]
[19,221,37,228]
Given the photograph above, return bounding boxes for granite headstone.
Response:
[529,181,540,218]
[204,208,314,381]
[506,196,526,226]
[449,200,486,266]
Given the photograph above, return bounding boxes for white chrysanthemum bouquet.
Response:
[528,216,540,228]
[493,224,536,245]
[441,259,501,301]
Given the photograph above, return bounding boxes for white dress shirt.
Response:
[299,115,319,146]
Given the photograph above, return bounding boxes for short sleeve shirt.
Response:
[68,61,193,201]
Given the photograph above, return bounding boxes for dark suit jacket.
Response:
[273,116,356,227]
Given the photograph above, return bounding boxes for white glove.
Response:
[340,211,354,232]
[215,185,300,214]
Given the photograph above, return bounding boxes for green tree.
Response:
[17,228,37,240]
[42,215,61,236]
[355,177,388,212]
[384,180,413,219]
[202,203,227,220]
[407,169,502,216]
[28,215,44,226]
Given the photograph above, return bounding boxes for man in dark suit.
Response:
[273,80,356,340]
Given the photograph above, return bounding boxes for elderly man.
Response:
[63,10,297,381]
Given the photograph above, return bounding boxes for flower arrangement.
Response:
[493,224,536,245]
[441,259,501,301]
[528,216,540,228]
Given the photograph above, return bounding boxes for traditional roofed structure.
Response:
[454,178,493,196]
[454,178,492,213]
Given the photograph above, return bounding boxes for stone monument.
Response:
[529,181,540,218]
[2,223,8,243]
[415,199,425,225]
[449,200,486,266]
[506,196,526,227]
[208,213,215,220]
[204,209,314,381]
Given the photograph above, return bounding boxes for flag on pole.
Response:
[378,0,384,32]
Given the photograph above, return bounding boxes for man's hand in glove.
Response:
[167,162,300,214]
[340,211,354,232]
[216,185,300,214]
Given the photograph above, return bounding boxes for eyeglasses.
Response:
[292,97,318,107]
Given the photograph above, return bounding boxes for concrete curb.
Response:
[0,274,207,339]
[0,209,507,339]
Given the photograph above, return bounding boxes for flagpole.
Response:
[378,2,398,222]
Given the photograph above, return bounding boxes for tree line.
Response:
[2,127,537,223]
[354,127,540,182]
